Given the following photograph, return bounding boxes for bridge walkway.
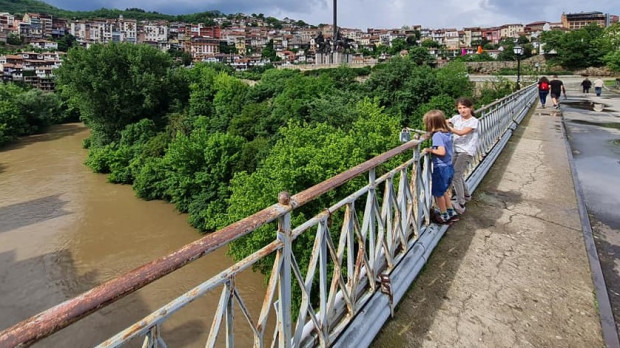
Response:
[372,103,605,347]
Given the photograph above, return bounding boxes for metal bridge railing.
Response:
[0,84,537,348]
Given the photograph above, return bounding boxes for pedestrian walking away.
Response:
[581,77,592,94]
[447,98,479,214]
[421,110,459,224]
[538,76,550,108]
[593,78,604,96]
[549,75,566,109]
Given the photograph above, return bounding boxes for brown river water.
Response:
[0,123,268,347]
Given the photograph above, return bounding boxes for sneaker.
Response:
[439,213,452,225]
[447,209,460,222]
[541,104,545,109]
[452,202,466,214]
[464,195,472,202]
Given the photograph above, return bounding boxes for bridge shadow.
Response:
[0,195,71,234]
[0,123,86,153]
[372,111,530,347]
[0,248,166,347]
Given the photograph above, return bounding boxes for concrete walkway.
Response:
[372,102,605,347]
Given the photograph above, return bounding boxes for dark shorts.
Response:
[550,91,561,98]
[432,165,454,197]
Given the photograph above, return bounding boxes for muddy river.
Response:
[0,123,267,347]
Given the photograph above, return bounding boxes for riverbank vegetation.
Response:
[4,42,514,308]
[0,82,77,145]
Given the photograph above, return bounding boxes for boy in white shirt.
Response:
[448,98,479,213]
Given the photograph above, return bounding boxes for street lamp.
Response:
[513,44,523,90]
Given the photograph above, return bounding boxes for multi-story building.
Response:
[443,28,460,49]
[562,11,609,29]
[29,39,58,50]
[144,21,168,42]
[482,27,501,44]
[0,12,15,32]
[186,36,220,61]
[0,51,62,90]
[463,27,483,47]
[500,23,524,39]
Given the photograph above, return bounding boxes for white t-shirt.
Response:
[593,79,604,88]
[449,114,479,156]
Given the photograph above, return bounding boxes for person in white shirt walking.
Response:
[593,78,604,96]
[447,97,479,214]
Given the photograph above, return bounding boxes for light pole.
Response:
[513,44,523,90]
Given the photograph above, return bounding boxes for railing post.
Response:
[368,169,376,271]
[225,279,235,348]
[277,191,293,348]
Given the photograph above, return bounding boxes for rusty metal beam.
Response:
[0,138,423,348]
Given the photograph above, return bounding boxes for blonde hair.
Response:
[423,110,450,133]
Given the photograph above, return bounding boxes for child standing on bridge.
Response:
[422,110,458,224]
[448,98,479,214]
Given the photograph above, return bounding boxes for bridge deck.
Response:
[372,100,606,347]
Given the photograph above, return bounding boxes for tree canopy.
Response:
[540,24,612,69]
[55,43,175,145]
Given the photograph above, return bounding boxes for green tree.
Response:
[225,98,401,272]
[420,39,440,48]
[261,39,279,61]
[7,33,22,45]
[210,73,249,132]
[56,34,77,52]
[163,116,244,231]
[168,46,192,66]
[55,43,174,145]
[540,25,608,69]
[602,23,620,71]
[408,46,435,66]
[388,38,408,55]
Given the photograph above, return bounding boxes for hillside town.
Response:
[0,9,618,90]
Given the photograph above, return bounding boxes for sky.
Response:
[42,0,619,30]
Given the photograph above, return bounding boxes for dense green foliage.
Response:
[601,23,620,72]
[46,43,515,308]
[55,43,178,145]
[0,82,74,145]
[540,24,618,70]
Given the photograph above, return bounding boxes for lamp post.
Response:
[513,44,523,90]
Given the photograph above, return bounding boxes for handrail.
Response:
[0,84,538,348]
[0,134,425,348]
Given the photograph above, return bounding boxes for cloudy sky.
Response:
[43,0,618,29]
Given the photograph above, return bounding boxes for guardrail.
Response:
[0,84,537,348]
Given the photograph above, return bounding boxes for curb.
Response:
[560,116,620,348]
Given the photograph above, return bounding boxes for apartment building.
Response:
[562,11,609,29]
[500,23,524,39]
[443,28,460,49]
[0,51,62,90]
[0,12,15,32]
[186,36,220,61]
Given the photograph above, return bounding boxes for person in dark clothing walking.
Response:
[538,76,550,108]
[581,78,592,93]
[549,75,566,109]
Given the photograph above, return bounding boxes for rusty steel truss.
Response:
[0,84,537,348]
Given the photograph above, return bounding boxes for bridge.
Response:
[0,83,615,347]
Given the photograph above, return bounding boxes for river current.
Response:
[0,123,266,347]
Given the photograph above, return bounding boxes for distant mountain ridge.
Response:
[0,0,225,22]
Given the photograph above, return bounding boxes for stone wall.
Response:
[463,55,548,74]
